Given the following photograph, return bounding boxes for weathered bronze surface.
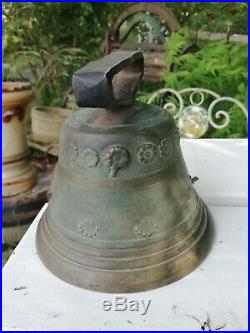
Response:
[36,51,210,292]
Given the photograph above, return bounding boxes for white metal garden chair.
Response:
[148,87,248,138]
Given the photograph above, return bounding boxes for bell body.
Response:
[2,82,36,197]
[36,102,209,292]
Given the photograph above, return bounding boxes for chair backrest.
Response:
[147,87,248,138]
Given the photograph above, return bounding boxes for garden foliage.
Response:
[2,2,248,137]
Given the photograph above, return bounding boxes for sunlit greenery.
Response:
[2,2,248,138]
[164,33,248,138]
[2,2,123,105]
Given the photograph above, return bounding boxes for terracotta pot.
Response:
[31,106,73,144]
[2,82,36,197]
[2,171,50,244]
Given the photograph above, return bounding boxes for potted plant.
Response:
[2,81,36,196]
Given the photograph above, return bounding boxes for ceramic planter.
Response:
[2,175,49,244]
[2,82,36,197]
[31,106,73,144]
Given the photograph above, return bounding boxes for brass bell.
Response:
[36,51,210,293]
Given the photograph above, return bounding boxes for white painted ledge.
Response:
[181,139,248,206]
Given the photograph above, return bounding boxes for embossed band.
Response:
[68,136,175,178]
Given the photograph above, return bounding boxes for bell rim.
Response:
[36,201,212,293]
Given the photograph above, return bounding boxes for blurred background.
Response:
[2,2,248,264]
